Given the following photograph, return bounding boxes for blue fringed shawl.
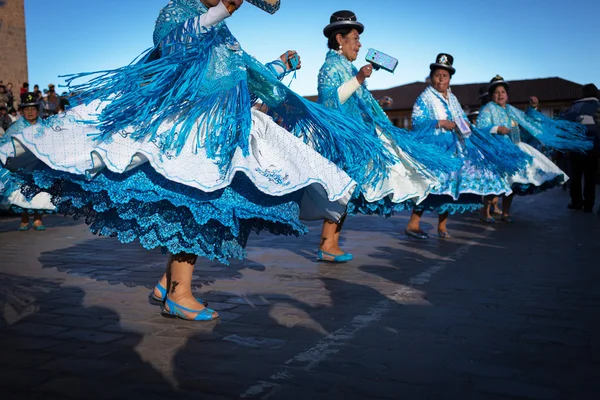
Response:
[477,102,591,152]
[0,166,19,198]
[64,3,251,170]
[317,50,459,176]
[61,1,396,188]
[412,86,530,175]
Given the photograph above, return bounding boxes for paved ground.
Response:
[0,187,599,400]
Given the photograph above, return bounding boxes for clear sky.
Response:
[24,0,600,96]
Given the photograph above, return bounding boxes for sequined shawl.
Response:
[477,101,591,152]
[412,86,531,175]
[60,1,398,186]
[317,50,459,175]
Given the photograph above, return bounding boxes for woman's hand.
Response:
[437,120,457,131]
[279,50,301,71]
[497,126,511,135]
[356,64,374,84]
[224,0,243,14]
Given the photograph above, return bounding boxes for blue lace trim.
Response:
[21,164,308,264]
[512,174,566,196]
[9,205,56,215]
[347,193,413,217]
[414,194,483,214]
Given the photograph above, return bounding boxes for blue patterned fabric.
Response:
[21,164,305,264]
[412,86,530,176]
[3,2,367,263]
[346,192,412,217]
[476,102,569,195]
[153,0,207,46]
[1,118,56,215]
[478,102,591,152]
[0,167,18,199]
[511,174,565,196]
[317,50,458,176]
[411,86,516,213]
[0,117,38,147]
[63,3,394,189]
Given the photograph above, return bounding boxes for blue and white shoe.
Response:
[404,229,429,240]
[161,296,219,321]
[317,250,353,263]
[149,282,208,307]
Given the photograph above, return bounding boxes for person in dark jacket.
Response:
[0,105,12,133]
[561,83,600,213]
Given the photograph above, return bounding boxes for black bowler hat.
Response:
[429,53,455,76]
[323,10,364,38]
[488,75,509,95]
[19,92,39,109]
[467,109,479,119]
[478,85,489,99]
[582,83,599,98]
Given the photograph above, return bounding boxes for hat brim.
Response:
[488,81,509,95]
[323,21,364,37]
[19,102,39,109]
[429,63,456,76]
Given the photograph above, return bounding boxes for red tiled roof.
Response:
[305,77,586,111]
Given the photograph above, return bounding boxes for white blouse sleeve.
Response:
[199,1,231,29]
[337,77,361,105]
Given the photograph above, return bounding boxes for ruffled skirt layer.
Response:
[348,130,438,217]
[0,103,356,263]
[508,142,567,195]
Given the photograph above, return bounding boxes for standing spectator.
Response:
[33,84,42,101]
[0,105,12,133]
[58,92,70,113]
[19,82,29,103]
[378,96,393,110]
[45,84,60,116]
[561,83,600,213]
[0,85,9,109]
[5,83,15,109]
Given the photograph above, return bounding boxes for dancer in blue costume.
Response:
[406,54,527,239]
[476,75,590,222]
[0,0,393,321]
[0,93,55,231]
[315,10,457,261]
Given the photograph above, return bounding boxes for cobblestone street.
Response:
[1,188,599,400]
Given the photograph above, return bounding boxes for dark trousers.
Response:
[569,152,598,210]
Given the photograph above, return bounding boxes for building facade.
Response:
[0,0,28,104]
[371,78,589,129]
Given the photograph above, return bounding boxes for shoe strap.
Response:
[155,282,167,298]
[165,297,210,314]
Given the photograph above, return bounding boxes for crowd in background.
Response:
[0,80,72,135]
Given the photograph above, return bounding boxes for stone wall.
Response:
[0,0,29,105]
